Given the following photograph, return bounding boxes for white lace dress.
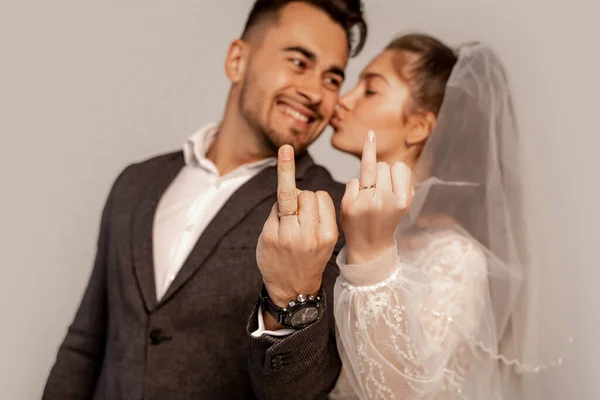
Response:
[330,228,504,400]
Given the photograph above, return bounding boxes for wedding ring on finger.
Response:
[359,184,376,190]
[277,210,299,218]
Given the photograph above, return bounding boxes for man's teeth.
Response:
[284,107,309,123]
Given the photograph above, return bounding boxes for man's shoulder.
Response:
[118,150,182,178]
[108,150,183,193]
[129,150,183,171]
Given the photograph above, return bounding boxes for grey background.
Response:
[1,0,598,398]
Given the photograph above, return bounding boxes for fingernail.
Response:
[367,130,375,142]
[280,145,293,160]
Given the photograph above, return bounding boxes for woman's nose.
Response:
[337,92,354,111]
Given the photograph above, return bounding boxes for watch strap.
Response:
[259,284,323,328]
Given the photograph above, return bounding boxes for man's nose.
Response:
[295,74,323,106]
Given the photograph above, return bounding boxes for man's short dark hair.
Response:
[241,0,367,57]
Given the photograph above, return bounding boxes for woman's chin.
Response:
[330,131,345,151]
[331,133,359,156]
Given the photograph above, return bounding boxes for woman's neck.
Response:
[378,147,420,171]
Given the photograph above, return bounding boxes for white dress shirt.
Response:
[152,122,276,300]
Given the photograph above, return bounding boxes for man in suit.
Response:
[43,1,367,399]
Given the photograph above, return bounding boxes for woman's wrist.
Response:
[340,244,399,286]
[346,238,395,265]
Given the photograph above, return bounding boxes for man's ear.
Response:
[225,39,249,83]
[406,111,436,146]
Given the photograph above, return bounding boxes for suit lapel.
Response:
[131,152,185,312]
[157,152,315,307]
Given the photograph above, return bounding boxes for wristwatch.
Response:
[259,284,323,329]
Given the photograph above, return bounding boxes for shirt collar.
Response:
[183,122,277,173]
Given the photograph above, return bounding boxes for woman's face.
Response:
[331,50,413,161]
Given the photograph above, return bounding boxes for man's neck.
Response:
[205,118,274,176]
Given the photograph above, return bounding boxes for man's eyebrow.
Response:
[283,46,316,61]
[283,46,345,80]
[328,66,345,81]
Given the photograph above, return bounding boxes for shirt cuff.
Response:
[336,244,401,286]
[250,306,296,338]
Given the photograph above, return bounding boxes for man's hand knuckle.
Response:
[278,189,296,203]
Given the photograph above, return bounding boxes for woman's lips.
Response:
[330,117,341,130]
[330,110,343,130]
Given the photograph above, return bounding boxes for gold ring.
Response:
[359,184,376,190]
[278,210,299,217]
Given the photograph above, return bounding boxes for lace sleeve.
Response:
[331,233,488,400]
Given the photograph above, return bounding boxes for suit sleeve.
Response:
[246,240,343,400]
[42,166,132,400]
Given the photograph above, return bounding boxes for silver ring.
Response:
[278,210,299,218]
[359,184,376,190]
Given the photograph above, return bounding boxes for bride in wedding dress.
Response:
[328,33,570,399]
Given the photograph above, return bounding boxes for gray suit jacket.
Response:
[43,151,345,400]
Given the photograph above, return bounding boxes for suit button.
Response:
[149,329,168,345]
[271,354,285,369]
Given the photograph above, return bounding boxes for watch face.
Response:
[289,306,320,327]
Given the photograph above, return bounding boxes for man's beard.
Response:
[263,126,311,155]
[259,127,281,155]
[238,82,310,156]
